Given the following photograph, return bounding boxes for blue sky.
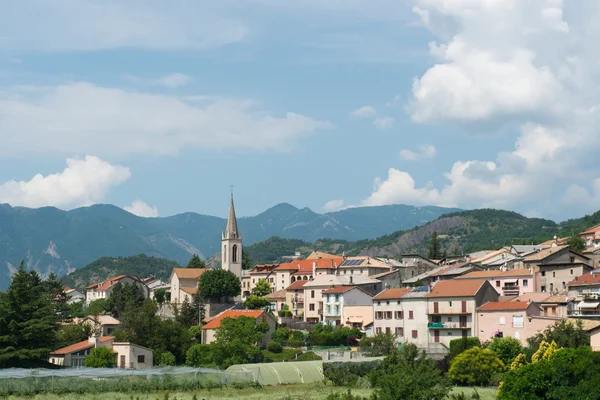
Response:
[0,1,598,222]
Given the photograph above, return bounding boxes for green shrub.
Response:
[449,337,481,359]
[488,337,523,368]
[158,351,177,366]
[323,360,382,386]
[84,347,115,368]
[296,351,322,361]
[266,341,283,353]
[261,348,301,362]
[185,344,214,367]
[449,347,504,386]
[325,389,368,399]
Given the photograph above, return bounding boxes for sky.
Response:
[0,0,599,222]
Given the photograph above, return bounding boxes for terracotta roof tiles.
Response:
[477,302,532,311]
[372,288,412,300]
[50,336,114,355]
[201,310,265,330]
[425,279,488,298]
[286,280,309,290]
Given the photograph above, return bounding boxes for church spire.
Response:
[225,190,240,239]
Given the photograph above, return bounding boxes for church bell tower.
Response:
[222,190,242,279]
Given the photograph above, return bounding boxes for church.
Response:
[221,192,243,280]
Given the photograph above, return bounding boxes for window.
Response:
[397,300,401,305]
[412,271,415,277]
[376,327,382,334]
[311,290,315,299]
[553,271,556,278]
[571,269,574,275]
[138,355,145,363]
[375,311,383,320]
[309,304,315,311]
[395,311,403,319]
[396,327,404,336]
[448,317,453,322]
[449,301,453,307]
[496,280,501,287]
[523,279,528,287]
[409,311,414,319]
[385,327,391,334]
[541,285,546,292]
[262,315,267,323]
[513,315,524,328]
[541,271,546,276]
[411,330,418,338]
[447,332,453,336]
[570,256,575,263]
[385,311,393,319]
[386,301,390,305]
[377,301,381,305]
[562,282,566,289]
[232,244,238,263]
[499,316,506,325]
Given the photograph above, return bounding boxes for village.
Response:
[50,195,600,370]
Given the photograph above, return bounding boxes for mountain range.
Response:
[0,202,460,290]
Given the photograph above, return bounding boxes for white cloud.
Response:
[124,200,159,218]
[126,73,194,88]
[0,156,130,209]
[322,199,345,212]
[362,168,441,207]
[0,1,246,53]
[0,82,331,157]
[399,144,436,161]
[373,116,394,131]
[350,106,377,118]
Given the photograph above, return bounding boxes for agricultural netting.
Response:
[0,366,255,397]
[227,360,324,385]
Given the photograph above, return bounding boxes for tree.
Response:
[105,282,145,319]
[359,332,396,356]
[243,295,271,310]
[253,278,271,297]
[186,344,214,367]
[428,231,442,259]
[158,351,176,366]
[449,337,481,359]
[527,319,589,351]
[371,343,451,400]
[197,269,241,300]
[488,337,523,368]
[448,347,504,386]
[84,347,115,368]
[242,247,253,270]
[86,299,108,316]
[175,296,202,328]
[154,288,166,305]
[0,262,66,367]
[186,254,206,269]
[55,323,92,349]
[567,236,586,253]
[210,316,268,368]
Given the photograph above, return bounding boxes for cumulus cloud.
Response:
[124,200,159,218]
[399,144,436,161]
[0,156,130,209]
[126,73,194,88]
[350,106,377,118]
[360,1,600,219]
[373,116,394,131]
[0,82,331,157]
[322,199,345,212]
[0,1,246,52]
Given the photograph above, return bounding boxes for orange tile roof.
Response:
[50,336,114,355]
[425,279,488,298]
[286,280,309,290]
[181,287,198,295]
[172,268,209,280]
[275,258,343,272]
[580,225,600,235]
[201,310,265,330]
[265,289,286,300]
[373,288,412,300]
[322,286,356,294]
[456,269,534,279]
[568,272,600,287]
[86,275,131,291]
[477,302,532,311]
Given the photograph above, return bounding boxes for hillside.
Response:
[61,255,182,291]
[0,202,459,290]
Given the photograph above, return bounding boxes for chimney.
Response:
[342,252,346,260]
[349,276,353,285]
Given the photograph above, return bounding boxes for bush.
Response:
[323,360,382,386]
[261,348,301,362]
[266,341,283,353]
[449,347,504,386]
[359,333,395,356]
[325,389,368,400]
[449,337,481,359]
[84,347,115,368]
[296,351,322,361]
[488,337,523,368]
[158,351,176,366]
[271,327,291,344]
[185,344,214,367]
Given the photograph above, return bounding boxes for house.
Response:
[476,301,543,345]
[583,247,600,268]
[242,264,280,298]
[455,269,536,297]
[302,274,382,323]
[523,245,593,293]
[48,335,153,369]
[402,262,483,287]
[567,271,600,318]
[285,280,308,318]
[264,289,287,313]
[372,287,413,339]
[72,315,121,336]
[86,275,149,304]
[321,286,373,329]
[471,247,522,269]
[425,279,499,350]
[336,256,394,277]
[143,278,170,301]
[200,309,277,345]
[580,225,600,248]
[64,286,85,304]
[376,255,438,283]
[306,251,339,260]
[169,268,209,304]
[539,293,575,318]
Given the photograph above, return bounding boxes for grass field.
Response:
[4,383,497,400]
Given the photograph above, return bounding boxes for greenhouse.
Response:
[227,360,324,385]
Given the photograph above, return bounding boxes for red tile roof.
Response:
[425,279,488,298]
[373,288,412,300]
[456,269,534,279]
[180,287,198,295]
[86,275,129,290]
[322,286,355,294]
[580,225,600,235]
[477,302,531,311]
[50,336,114,355]
[286,280,309,290]
[568,272,600,287]
[275,258,343,272]
[172,268,210,280]
[201,310,265,330]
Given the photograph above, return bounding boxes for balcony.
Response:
[428,322,472,329]
[292,295,304,303]
[427,309,472,315]
[502,285,520,294]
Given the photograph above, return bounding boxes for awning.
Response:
[578,301,600,308]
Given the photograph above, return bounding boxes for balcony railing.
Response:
[427,309,472,315]
[567,310,600,316]
[292,296,304,303]
[502,285,520,291]
[428,322,471,329]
